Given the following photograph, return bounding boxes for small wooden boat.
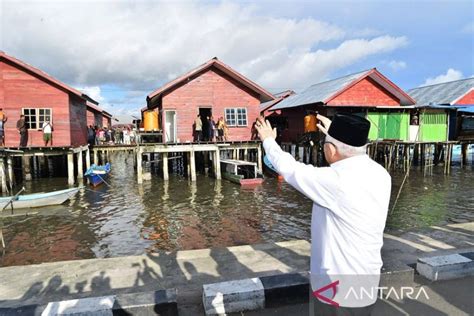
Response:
[220,159,263,186]
[0,187,80,210]
[84,163,111,187]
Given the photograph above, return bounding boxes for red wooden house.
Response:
[85,97,113,128]
[268,68,416,142]
[0,51,95,147]
[145,57,275,142]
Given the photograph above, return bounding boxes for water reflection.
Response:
[0,151,472,266]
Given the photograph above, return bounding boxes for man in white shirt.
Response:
[255,113,391,316]
[42,119,53,146]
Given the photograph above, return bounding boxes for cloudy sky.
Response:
[2,0,473,122]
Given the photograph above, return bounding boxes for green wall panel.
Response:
[367,112,380,140]
[366,111,409,141]
[420,112,448,141]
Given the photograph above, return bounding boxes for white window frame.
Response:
[225,108,248,127]
[22,108,53,130]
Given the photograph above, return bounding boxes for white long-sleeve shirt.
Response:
[263,138,391,307]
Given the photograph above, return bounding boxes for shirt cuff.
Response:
[263,137,278,152]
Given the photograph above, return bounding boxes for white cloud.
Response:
[388,60,407,71]
[75,86,142,123]
[3,1,410,119]
[76,86,104,103]
[422,68,464,86]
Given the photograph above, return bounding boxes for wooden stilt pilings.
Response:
[189,150,196,181]
[67,153,74,186]
[137,147,143,184]
[0,158,7,193]
[86,148,91,170]
[7,157,14,190]
[77,151,83,179]
[162,152,169,181]
[214,149,221,180]
[23,156,32,181]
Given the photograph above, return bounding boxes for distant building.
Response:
[408,78,474,141]
[0,51,111,147]
[144,57,275,142]
[84,95,113,128]
[408,78,474,106]
[267,68,416,143]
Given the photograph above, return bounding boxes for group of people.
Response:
[87,125,138,147]
[0,108,53,147]
[193,114,228,142]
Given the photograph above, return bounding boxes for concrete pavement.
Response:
[0,221,472,314]
[239,276,474,316]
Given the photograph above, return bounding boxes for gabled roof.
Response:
[458,106,474,114]
[147,57,275,105]
[407,77,474,105]
[86,101,103,113]
[271,68,416,111]
[86,101,113,119]
[259,90,295,112]
[102,110,113,118]
[0,51,85,99]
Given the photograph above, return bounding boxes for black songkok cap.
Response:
[327,114,370,147]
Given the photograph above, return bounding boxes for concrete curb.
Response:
[202,265,415,315]
[0,289,178,316]
[417,251,474,281]
[203,278,265,315]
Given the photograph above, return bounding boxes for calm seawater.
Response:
[1,151,473,267]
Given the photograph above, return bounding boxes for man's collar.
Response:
[329,154,368,168]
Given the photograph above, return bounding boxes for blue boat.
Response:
[263,155,283,180]
[84,163,111,187]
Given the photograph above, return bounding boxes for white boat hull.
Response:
[0,188,80,210]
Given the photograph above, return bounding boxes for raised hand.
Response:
[255,117,277,141]
[316,114,332,135]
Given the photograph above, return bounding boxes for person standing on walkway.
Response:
[0,108,7,146]
[123,127,130,145]
[87,125,95,147]
[16,114,28,147]
[194,114,202,142]
[216,117,224,142]
[42,118,53,146]
[209,116,216,142]
[223,119,229,141]
[255,114,391,316]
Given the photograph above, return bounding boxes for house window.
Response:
[225,108,247,126]
[22,108,52,130]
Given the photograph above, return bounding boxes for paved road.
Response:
[238,276,474,316]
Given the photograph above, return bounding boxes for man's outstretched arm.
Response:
[256,118,339,209]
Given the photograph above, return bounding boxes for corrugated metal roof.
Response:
[259,99,276,111]
[272,69,371,110]
[147,57,275,104]
[259,90,295,112]
[458,106,474,114]
[407,77,474,105]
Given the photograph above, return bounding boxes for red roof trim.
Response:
[147,58,275,103]
[86,102,112,118]
[260,90,295,112]
[325,68,416,105]
[102,111,112,118]
[372,69,417,104]
[0,51,85,99]
[86,102,102,113]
